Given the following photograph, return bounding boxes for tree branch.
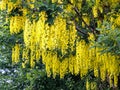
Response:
[73,7,96,36]
[76,26,88,35]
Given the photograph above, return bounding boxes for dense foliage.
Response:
[0,0,120,90]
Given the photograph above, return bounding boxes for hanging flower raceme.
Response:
[4,0,120,89]
[92,5,98,18]
[10,12,120,88]
[27,0,35,9]
[0,0,8,10]
[12,44,20,64]
[0,0,22,11]
[22,47,29,68]
[10,16,25,34]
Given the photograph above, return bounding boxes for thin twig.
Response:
[73,7,96,36]
[76,26,88,35]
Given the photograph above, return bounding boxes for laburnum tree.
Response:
[0,0,120,89]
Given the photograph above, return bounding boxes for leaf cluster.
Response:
[95,21,120,55]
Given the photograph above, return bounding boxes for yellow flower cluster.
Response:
[0,0,8,10]
[76,33,120,87]
[115,15,120,26]
[8,0,21,12]
[0,0,21,12]
[22,48,29,68]
[27,0,35,9]
[92,0,103,18]
[82,15,90,27]
[10,9,120,90]
[86,79,97,90]
[10,16,25,34]
[12,44,20,64]
[19,11,120,88]
[0,0,36,11]
[52,0,62,3]
[23,12,77,78]
[92,6,98,18]
[2,0,120,89]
